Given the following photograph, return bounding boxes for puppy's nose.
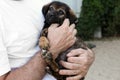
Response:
[49,12,54,17]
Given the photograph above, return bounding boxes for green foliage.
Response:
[77,0,120,40]
[114,0,120,35]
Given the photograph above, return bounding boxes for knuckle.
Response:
[88,50,95,59]
[83,58,88,63]
[71,39,74,43]
[71,38,76,44]
[70,41,74,46]
[75,70,79,74]
[70,23,75,28]
[70,65,74,69]
[62,28,67,33]
[67,77,73,80]
[70,50,75,53]
[61,61,65,67]
[74,29,77,34]
[62,70,66,74]
[74,37,77,41]
[48,27,52,31]
[68,31,73,35]
[63,25,69,29]
[79,75,84,80]
[82,66,88,71]
[73,71,77,74]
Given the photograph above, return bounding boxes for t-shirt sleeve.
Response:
[0,15,11,76]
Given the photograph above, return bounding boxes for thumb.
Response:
[61,19,70,28]
[48,24,59,32]
[67,49,85,57]
[49,24,59,29]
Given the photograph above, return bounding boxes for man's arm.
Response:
[0,19,76,80]
[0,51,46,80]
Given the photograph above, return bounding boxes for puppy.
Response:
[39,1,95,80]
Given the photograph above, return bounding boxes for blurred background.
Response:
[54,0,120,80]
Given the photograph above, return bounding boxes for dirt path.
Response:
[85,39,120,80]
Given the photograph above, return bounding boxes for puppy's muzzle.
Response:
[45,12,58,23]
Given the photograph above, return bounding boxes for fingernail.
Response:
[71,23,75,26]
[67,53,71,57]
[59,60,63,64]
[51,24,59,27]
[65,18,69,22]
[59,70,62,74]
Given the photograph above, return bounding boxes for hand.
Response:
[48,19,77,59]
[59,48,95,80]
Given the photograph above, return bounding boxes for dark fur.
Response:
[42,1,78,29]
[40,1,94,80]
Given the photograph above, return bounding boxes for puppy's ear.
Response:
[67,10,78,25]
[42,3,51,17]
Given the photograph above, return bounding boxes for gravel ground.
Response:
[85,39,120,80]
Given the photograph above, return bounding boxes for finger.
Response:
[66,37,76,48]
[66,32,76,42]
[73,29,77,36]
[87,48,95,58]
[67,48,86,57]
[66,75,83,80]
[61,19,70,28]
[68,27,76,40]
[59,69,80,75]
[67,57,85,64]
[49,24,59,28]
[60,61,80,69]
[69,24,75,32]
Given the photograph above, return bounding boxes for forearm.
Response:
[5,52,46,80]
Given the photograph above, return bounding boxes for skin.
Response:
[48,19,77,59]
[60,48,95,80]
[0,52,46,80]
[0,19,95,80]
[48,19,95,80]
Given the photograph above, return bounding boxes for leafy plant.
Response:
[77,0,120,40]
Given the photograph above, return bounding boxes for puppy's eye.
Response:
[59,10,64,15]
[49,6,54,11]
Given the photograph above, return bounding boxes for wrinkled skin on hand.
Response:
[59,48,95,80]
[48,19,77,59]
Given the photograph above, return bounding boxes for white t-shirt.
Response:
[0,0,55,80]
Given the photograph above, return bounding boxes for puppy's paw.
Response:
[51,60,59,72]
[39,36,49,50]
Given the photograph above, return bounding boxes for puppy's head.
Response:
[42,1,78,25]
